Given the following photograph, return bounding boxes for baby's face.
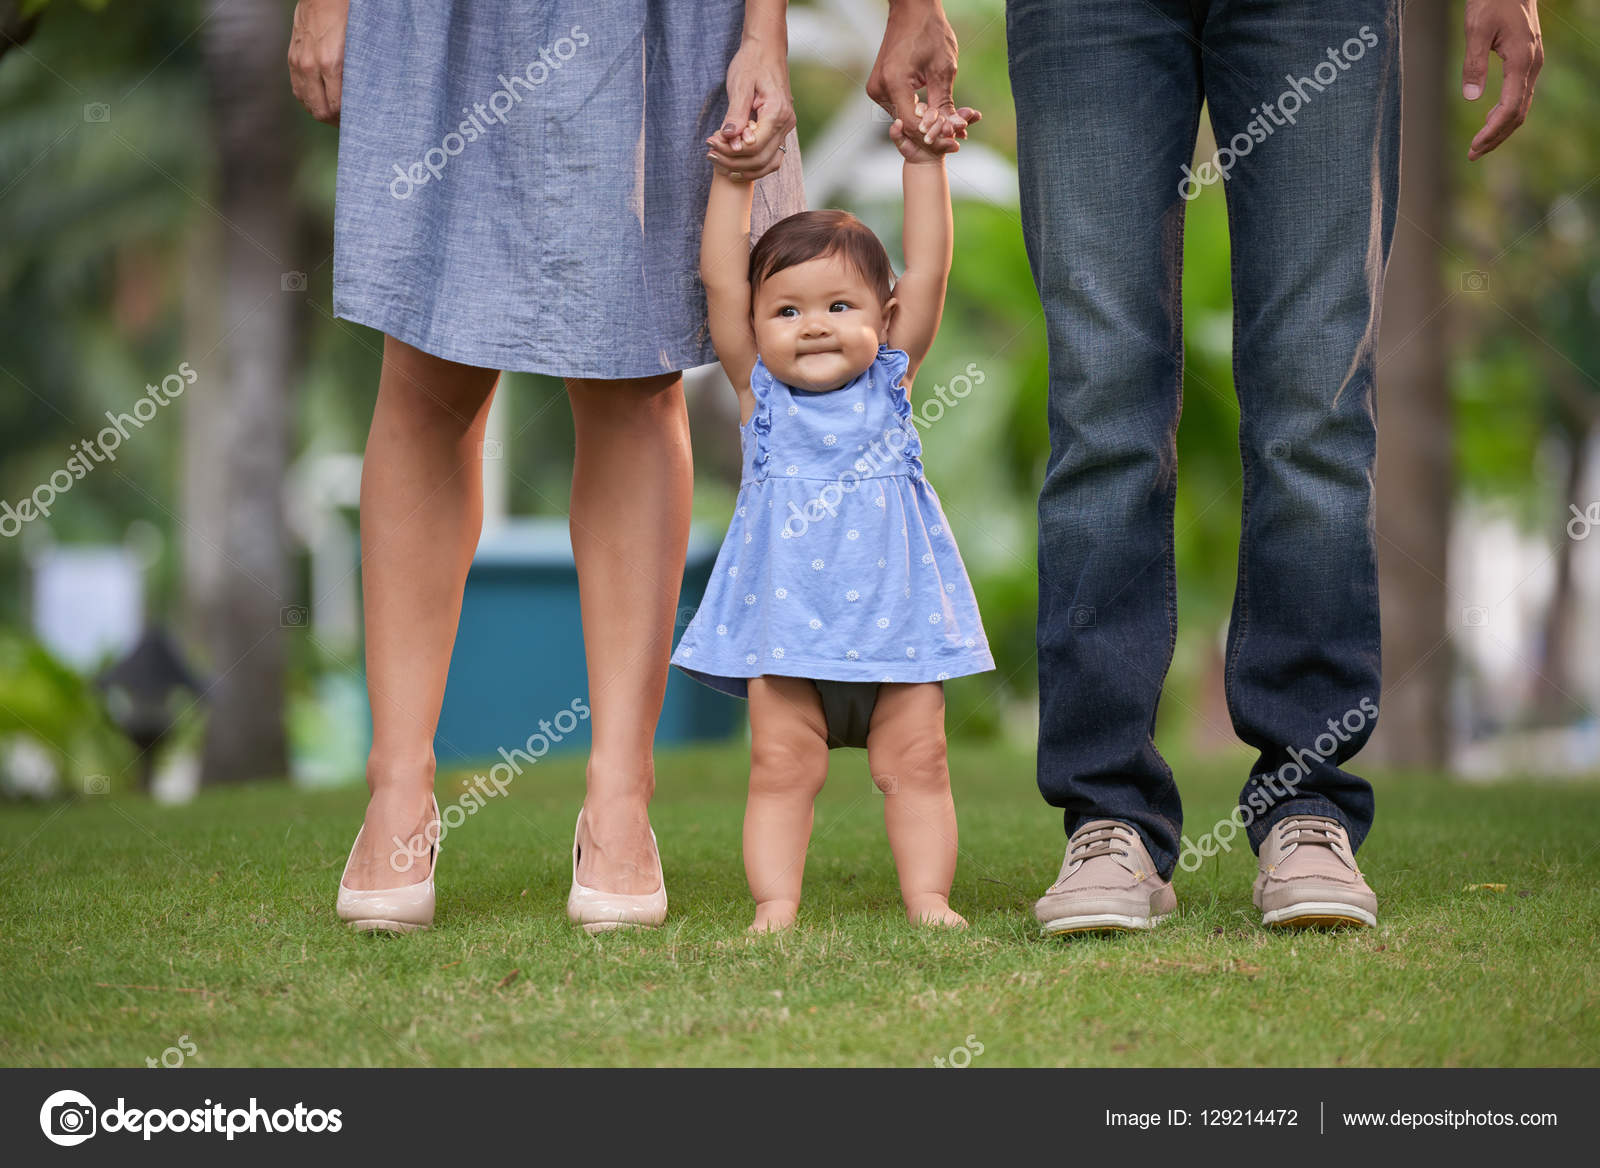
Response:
[751,254,893,393]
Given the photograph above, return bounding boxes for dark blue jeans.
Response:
[1007,0,1400,880]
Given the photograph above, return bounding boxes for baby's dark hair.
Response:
[748,210,895,306]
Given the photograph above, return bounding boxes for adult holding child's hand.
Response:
[867,0,981,154]
[708,1,796,182]
[300,0,803,936]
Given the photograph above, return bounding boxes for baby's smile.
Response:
[750,253,892,393]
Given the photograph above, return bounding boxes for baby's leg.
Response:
[745,676,831,932]
[866,683,966,927]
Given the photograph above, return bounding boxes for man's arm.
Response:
[701,171,759,415]
[1462,0,1543,161]
[867,0,972,153]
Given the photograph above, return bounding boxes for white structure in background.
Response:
[481,390,511,535]
[1451,435,1600,779]
[285,450,365,649]
[29,543,142,669]
[16,527,192,800]
[284,450,372,788]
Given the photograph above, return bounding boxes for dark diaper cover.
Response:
[813,679,882,750]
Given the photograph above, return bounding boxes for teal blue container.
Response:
[434,518,742,767]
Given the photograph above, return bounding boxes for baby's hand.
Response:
[891,100,981,162]
[890,119,938,164]
[922,101,982,150]
[706,118,763,181]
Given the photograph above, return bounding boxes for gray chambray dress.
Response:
[332,0,805,378]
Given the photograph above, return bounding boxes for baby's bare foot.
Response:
[905,896,968,928]
[748,900,799,933]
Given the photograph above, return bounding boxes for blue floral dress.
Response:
[671,345,995,696]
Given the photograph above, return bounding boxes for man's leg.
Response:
[1008,0,1205,881]
[1199,0,1400,857]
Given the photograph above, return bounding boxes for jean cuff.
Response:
[1247,794,1357,855]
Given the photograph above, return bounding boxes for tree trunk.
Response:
[196,0,295,783]
[1368,0,1453,767]
[1532,417,1593,721]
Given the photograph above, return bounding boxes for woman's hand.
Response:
[707,31,796,182]
[288,0,350,125]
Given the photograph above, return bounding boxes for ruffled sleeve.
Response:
[745,356,776,481]
[877,346,924,478]
[877,343,911,390]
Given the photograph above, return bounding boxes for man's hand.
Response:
[288,0,350,125]
[1462,0,1543,161]
[867,0,978,153]
[708,32,796,182]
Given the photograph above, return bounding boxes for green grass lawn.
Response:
[2,741,1597,1067]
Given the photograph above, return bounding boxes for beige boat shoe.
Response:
[1035,819,1176,936]
[1253,814,1377,929]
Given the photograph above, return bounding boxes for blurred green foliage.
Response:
[0,631,132,794]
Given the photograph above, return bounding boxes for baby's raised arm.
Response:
[885,120,954,389]
[701,170,760,415]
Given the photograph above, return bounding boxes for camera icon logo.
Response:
[1462,606,1489,627]
[1461,270,1490,292]
[83,102,110,123]
[1068,604,1097,628]
[83,774,110,796]
[39,1089,97,1146]
[280,605,308,627]
[281,271,308,292]
[1266,438,1293,460]
[479,438,503,460]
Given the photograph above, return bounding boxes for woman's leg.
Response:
[745,676,831,932]
[564,372,693,894]
[866,682,966,926]
[344,336,500,892]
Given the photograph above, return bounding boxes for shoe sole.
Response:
[578,920,663,935]
[1040,911,1172,937]
[1261,901,1376,929]
[346,919,429,934]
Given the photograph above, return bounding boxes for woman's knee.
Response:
[566,371,683,408]
[378,335,499,429]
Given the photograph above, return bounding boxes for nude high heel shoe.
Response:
[567,806,667,934]
[336,794,440,934]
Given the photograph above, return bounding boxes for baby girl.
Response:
[670,102,994,931]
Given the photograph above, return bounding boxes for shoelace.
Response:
[1277,815,1349,859]
[1068,821,1137,863]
